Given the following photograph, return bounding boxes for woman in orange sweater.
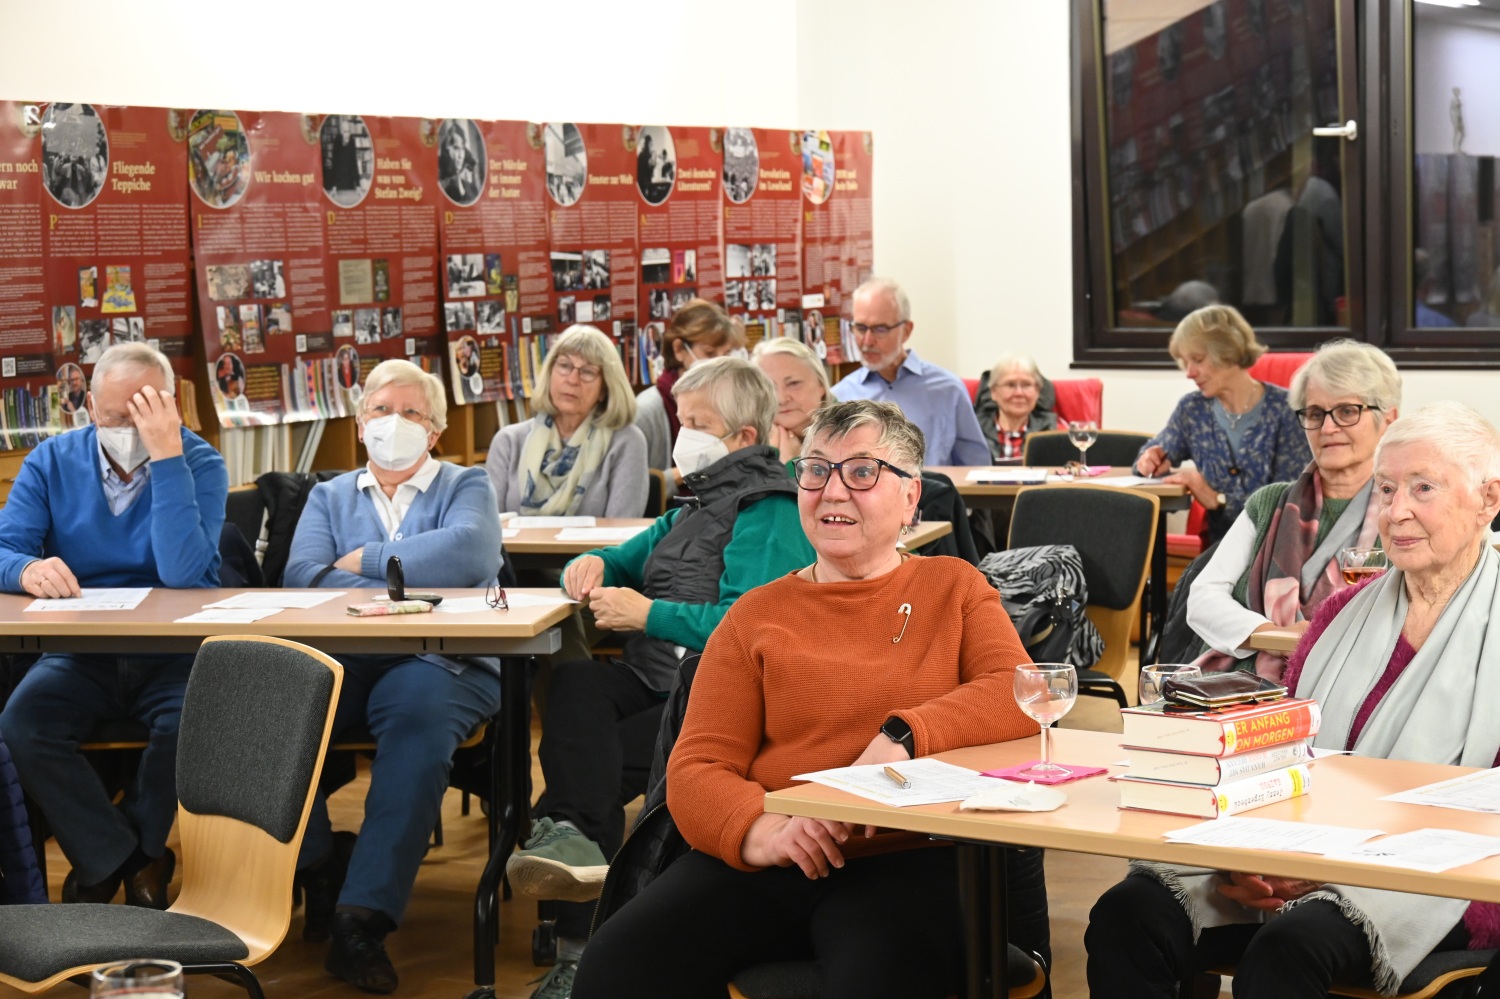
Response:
[572,399,1039,999]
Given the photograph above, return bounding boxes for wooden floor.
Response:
[3,657,1223,999]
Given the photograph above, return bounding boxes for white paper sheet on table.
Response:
[25,588,151,612]
[965,468,1047,484]
[204,591,346,610]
[791,759,987,807]
[1324,829,1500,873]
[554,527,648,542]
[1381,767,1500,813]
[1163,817,1383,854]
[510,516,596,528]
[175,608,285,624]
[497,592,578,609]
[1082,475,1161,487]
[502,528,519,538]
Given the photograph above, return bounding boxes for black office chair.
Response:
[1009,484,1159,707]
[1022,430,1152,469]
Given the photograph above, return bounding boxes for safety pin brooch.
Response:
[893,603,912,644]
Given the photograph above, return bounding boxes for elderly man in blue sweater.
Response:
[285,359,503,994]
[0,342,227,909]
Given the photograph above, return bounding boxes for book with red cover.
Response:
[1120,698,1321,757]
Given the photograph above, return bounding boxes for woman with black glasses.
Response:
[507,357,814,999]
[571,399,1040,999]
[1185,339,1402,680]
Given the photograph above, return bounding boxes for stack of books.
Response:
[1115,697,1321,818]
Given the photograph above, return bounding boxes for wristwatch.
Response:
[1214,491,1228,510]
[880,716,915,758]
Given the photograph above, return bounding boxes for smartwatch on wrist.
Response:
[880,716,915,758]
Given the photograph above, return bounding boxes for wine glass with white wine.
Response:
[1013,663,1079,779]
[1068,420,1099,470]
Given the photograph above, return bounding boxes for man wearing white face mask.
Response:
[284,359,503,994]
[0,342,227,911]
[509,356,814,998]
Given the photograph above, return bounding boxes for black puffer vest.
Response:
[619,444,795,692]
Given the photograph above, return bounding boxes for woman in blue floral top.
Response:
[1134,305,1311,545]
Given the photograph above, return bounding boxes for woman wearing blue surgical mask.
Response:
[635,299,744,493]
[281,359,504,991]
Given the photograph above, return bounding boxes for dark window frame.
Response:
[1071,0,1500,370]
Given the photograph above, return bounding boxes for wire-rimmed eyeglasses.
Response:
[793,456,914,491]
[1293,403,1380,431]
[485,580,508,611]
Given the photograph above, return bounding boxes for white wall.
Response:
[0,0,1486,431]
[1413,11,1500,157]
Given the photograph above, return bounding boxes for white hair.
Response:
[1289,338,1402,415]
[91,342,174,395]
[853,276,911,322]
[1375,401,1500,488]
[362,358,448,431]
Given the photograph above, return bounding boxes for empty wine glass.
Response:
[1139,663,1201,706]
[1013,663,1078,779]
[91,960,184,999]
[1338,546,1389,585]
[1068,421,1099,469]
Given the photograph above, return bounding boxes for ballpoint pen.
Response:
[883,765,910,789]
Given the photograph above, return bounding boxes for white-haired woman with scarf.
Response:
[1186,339,1401,679]
[1087,401,1500,998]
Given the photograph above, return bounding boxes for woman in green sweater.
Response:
[1185,339,1402,679]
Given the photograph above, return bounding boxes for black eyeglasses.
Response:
[1293,404,1380,430]
[485,580,508,611]
[793,456,913,491]
[849,321,909,337]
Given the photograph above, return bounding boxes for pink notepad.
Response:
[983,762,1109,785]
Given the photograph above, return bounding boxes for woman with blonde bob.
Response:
[1186,339,1401,678]
[1135,304,1310,543]
[486,324,647,517]
[1089,401,1500,999]
[751,337,831,464]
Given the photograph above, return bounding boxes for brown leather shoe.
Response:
[60,867,121,904]
[122,848,175,909]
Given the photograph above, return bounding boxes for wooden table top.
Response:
[765,728,1500,903]
[502,518,952,555]
[1246,626,1303,654]
[0,587,573,655]
[926,467,1189,499]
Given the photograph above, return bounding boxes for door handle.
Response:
[1312,119,1358,142]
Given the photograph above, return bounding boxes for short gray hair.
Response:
[801,400,925,475]
[532,325,637,430]
[1375,401,1500,489]
[362,358,448,432]
[751,337,831,398]
[989,351,1044,386]
[1289,338,1402,416]
[91,342,174,395]
[853,276,911,322]
[673,355,776,446]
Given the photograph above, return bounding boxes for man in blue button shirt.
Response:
[831,277,991,466]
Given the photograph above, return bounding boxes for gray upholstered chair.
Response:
[0,635,343,998]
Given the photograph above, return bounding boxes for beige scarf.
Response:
[518,414,614,516]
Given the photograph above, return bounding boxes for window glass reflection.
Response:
[1103,0,1346,329]
[1412,2,1500,329]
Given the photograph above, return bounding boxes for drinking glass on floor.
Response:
[1138,663,1201,706]
[91,960,184,998]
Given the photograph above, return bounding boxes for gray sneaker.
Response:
[506,817,610,902]
[528,957,578,999]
